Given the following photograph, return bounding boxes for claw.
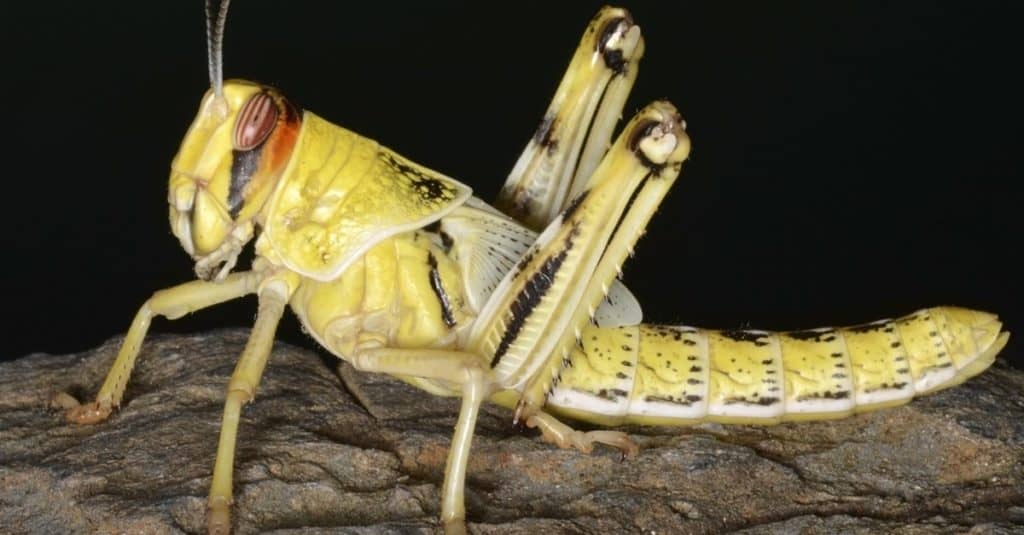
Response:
[526,412,640,457]
[512,398,529,427]
[208,496,232,535]
[443,518,467,535]
[49,391,80,411]
[64,398,113,425]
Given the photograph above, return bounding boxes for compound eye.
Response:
[234,92,278,150]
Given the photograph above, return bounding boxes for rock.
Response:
[1,329,1022,534]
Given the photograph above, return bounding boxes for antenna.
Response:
[206,0,231,98]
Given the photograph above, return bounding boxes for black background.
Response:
[3,2,1021,370]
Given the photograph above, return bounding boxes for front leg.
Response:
[351,348,493,535]
[63,270,261,424]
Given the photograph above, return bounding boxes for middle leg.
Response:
[351,348,494,535]
[207,277,294,535]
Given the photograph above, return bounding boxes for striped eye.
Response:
[233,92,278,150]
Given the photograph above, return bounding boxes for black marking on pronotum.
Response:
[382,153,453,202]
[411,176,450,202]
[427,253,456,328]
[596,16,629,74]
[627,120,668,173]
[719,330,771,346]
[490,229,576,368]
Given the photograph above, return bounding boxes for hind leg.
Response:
[496,6,644,230]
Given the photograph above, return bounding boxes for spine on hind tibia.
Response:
[545,306,1009,426]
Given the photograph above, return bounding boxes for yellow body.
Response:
[65,5,1010,535]
[184,81,1006,427]
[204,93,1007,425]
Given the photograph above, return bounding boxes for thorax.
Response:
[287,230,476,362]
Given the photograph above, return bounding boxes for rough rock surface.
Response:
[1,329,1022,534]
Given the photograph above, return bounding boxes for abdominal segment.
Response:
[545,307,1008,426]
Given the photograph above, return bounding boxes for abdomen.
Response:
[545,306,1009,426]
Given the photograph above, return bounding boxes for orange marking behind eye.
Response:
[237,94,301,210]
[263,100,300,174]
